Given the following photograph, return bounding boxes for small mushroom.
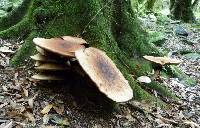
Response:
[33,38,85,57]
[143,56,182,66]
[137,76,151,84]
[143,55,182,80]
[75,47,133,102]
[35,63,70,71]
[31,73,65,80]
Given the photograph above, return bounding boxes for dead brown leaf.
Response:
[53,105,64,115]
[24,111,35,123]
[0,102,8,109]
[28,98,34,108]
[41,104,53,114]
[22,87,28,97]
[0,121,13,128]
[43,114,50,124]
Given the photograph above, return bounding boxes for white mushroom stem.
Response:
[151,69,161,80]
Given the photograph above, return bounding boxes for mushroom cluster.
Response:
[31,36,133,102]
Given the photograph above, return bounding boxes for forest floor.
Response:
[0,15,200,128]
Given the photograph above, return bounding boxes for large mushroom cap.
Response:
[62,36,88,45]
[75,47,133,102]
[143,56,182,66]
[33,38,85,57]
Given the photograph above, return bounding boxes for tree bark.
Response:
[146,0,156,11]
[192,0,199,9]
[170,0,195,22]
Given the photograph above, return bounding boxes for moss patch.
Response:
[169,66,197,86]
[10,32,37,67]
[0,0,32,31]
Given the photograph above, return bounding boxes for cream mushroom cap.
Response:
[75,47,133,102]
[33,38,85,57]
[143,56,182,66]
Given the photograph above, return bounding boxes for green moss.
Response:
[0,18,31,39]
[0,0,37,39]
[170,66,196,86]
[148,31,166,46]
[147,81,178,100]
[0,0,32,31]
[156,14,171,24]
[10,32,37,67]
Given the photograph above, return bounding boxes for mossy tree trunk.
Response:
[0,0,179,104]
[192,0,199,9]
[146,0,156,11]
[170,0,195,22]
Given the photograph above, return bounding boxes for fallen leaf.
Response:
[24,111,35,123]
[12,82,22,91]
[0,52,6,57]
[2,86,8,92]
[41,125,55,128]
[43,114,50,124]
[0,102,8,109]
[6,110,20,118]
[53,105,64,115]
[28,93,38,109]
[14,72,19,79]
[9,100,17,108]
[28,98,34,108]
[50,115,69,126]
[22,87,28,97]
[0,46,14,53]
[183,121,200,128]
[15,94,22,99]
[41,104,53,114]
[0,121,13,128]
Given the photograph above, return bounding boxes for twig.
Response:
[81,2,110,35]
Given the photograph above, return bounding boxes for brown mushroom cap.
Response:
[75,47,133,102]
[62,36,88,45]
[33,38,85,57]
[31,73,65,80]
[143,56,182,66]
[35,63,70,71]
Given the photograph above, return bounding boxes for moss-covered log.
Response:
[0,0,181,105]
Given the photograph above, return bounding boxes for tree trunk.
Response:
[1,0,188,104]
[192,0,199,9]
[146,0,156,11]
[170,0,195,22]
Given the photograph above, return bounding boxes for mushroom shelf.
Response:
[31,36,133,102]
